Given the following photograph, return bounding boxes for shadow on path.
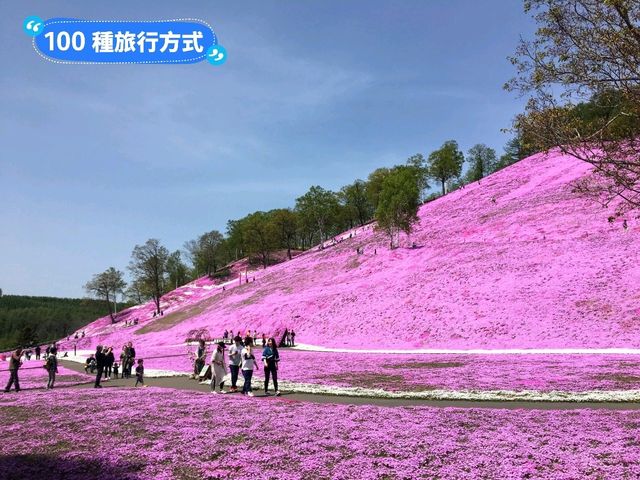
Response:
[0,454,143,480]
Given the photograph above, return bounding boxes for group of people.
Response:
[91,343,145,388]
[3,344,61,392]
[221,328,296,348]
[222,329,266,346]
[86,342,139,387]
[282,328,296,347]
[4,326,295,396]
[194,335,280,397]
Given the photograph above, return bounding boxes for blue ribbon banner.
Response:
[33,18,217,64]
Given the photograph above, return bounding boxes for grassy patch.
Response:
[345,257,361,270]
[173,466,203,480]
[593,373,640,383]
[325,372,438,392]
[136,295,224,334]
[0,406,31,422]
[385,361,465,370]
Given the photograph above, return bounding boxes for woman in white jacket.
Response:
[210,342,227,394]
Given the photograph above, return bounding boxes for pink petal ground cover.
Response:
[83,345,640,393]
[61,150,640,354]
[1,387,640,479]
[277,351,640,393]
[0,360,92,390]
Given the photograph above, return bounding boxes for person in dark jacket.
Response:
[261,338,280,396]
[135,359,145,387]
[45,347,58,389]
[194,340,206,379]
[94,346,107,388]
[127,342,136,378]
[4,348,23,392]
[104,347,115,380]
[35,345,41,360]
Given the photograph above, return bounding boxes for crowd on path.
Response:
[3,328,300,395]
[194,333,281,397]
[87,342,145,388]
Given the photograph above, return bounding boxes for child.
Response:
[113,362,120,378]
[135,359,145,387]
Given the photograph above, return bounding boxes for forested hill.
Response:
[0,295,129,351]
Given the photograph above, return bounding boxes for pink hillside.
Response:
[63,150,640,351]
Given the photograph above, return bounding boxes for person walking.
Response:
[127,342,136,378]
[135,359,145,387]
[228,336,243,392]
[120,345,128,379]
[35,345,41,360]
[94,345,106,388]
[210,342,227,394]
[45,347,58,389]
[291,330,296,347]
[105,347,115,380]
[241,340,256,397]
[4,348,23,393]
[194,340,206,379]
[262,338,280,396]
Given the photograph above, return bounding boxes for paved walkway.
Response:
[60,360,640,411]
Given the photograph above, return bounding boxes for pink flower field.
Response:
[1,387,639,480]
[277,350,640,393]
[61,150,639,354]
[68,345,640,395]
[0,360,92,391]
[10,151,636,477]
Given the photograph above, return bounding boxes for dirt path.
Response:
[60,360,640,410]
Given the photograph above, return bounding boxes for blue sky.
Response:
[0,1,535,297]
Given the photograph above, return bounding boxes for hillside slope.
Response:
[67,150,639,351]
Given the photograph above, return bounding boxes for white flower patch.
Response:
[292,343,640,355]
[276,381,640,402]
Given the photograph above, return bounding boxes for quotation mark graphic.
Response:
[23,16,44,36]
[207,45,227,65]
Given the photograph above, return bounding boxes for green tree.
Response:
[405,153,430,200]
[84,267,127,323]
[200,231,225,276]
[427,140,464,195]
[466,144,497,182]
[225,219,245,261]
[375,167,421,248]
[365,167,392,211]
[128,239,169,315]
[125,277,150,305]
[295,186,339,243]
[340,180,374,227]
[506,0,640,214]
[184,230,227,278]
[493,136,530,172]
[243,211,278,268]
[166,250,190,289]
[271,208,298,260]
[17,325,38,347]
